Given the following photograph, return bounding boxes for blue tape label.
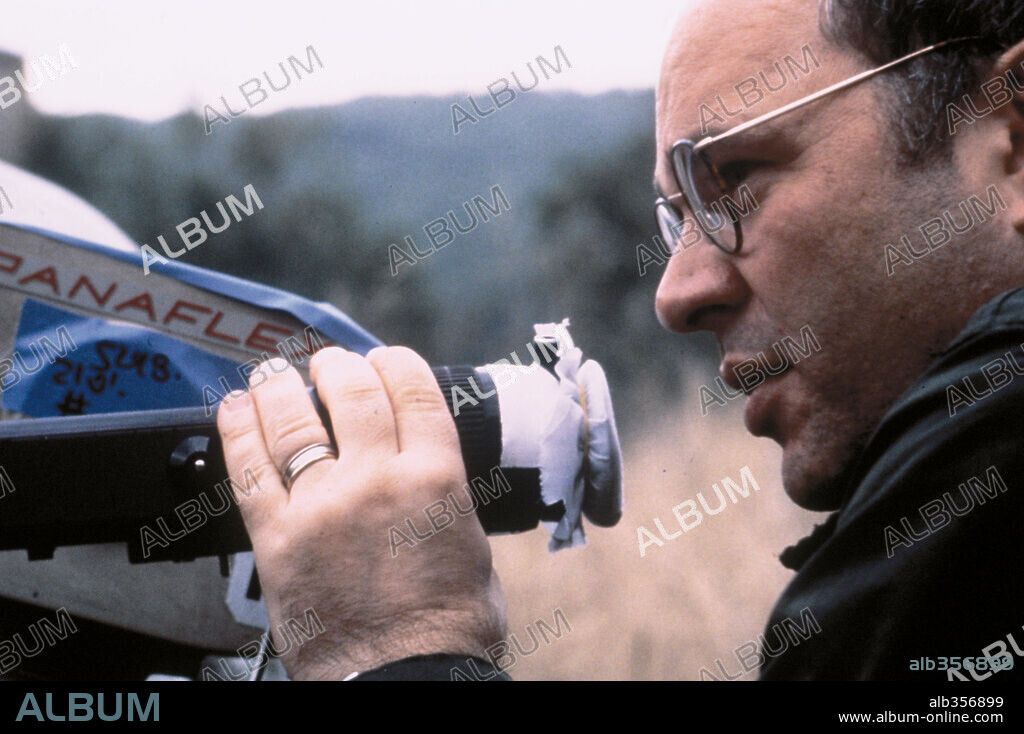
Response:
[3,299,247,416]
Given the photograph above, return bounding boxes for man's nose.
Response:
[654,245,749,334]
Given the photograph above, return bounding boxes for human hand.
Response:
[216,346,507,679]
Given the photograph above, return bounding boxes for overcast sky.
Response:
[0,0,690,121]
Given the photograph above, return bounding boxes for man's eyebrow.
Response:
[689,127,724,141]
[653,122,744,196]
[675,123,777,150]
[664,126,726,145]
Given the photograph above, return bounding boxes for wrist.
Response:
[287,608,507,680]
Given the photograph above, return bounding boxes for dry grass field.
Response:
[489,378,829,680]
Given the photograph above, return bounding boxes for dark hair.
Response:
[819,0,1024,163]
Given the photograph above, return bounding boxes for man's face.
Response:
[654,0,1011,510]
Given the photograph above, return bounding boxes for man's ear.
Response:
[986,39,1024,176]
[955,38,1024,233]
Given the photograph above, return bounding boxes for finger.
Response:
[216,389,286,536]
[247,358,334,487]
[365,346,460,455]
[309,347,400,457]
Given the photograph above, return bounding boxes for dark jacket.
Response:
[760,287,1024,680]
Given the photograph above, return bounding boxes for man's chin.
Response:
[781,448,856,512]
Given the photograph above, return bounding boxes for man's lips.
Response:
[719,356,793,439]
[743,373,785,438]
[719,359,746,394]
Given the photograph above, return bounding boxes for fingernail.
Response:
[267,357,290,374]
[222,389,252,411]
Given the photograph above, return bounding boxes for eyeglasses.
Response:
[654,35,983,256]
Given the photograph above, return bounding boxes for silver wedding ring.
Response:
[281,442,338,489]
